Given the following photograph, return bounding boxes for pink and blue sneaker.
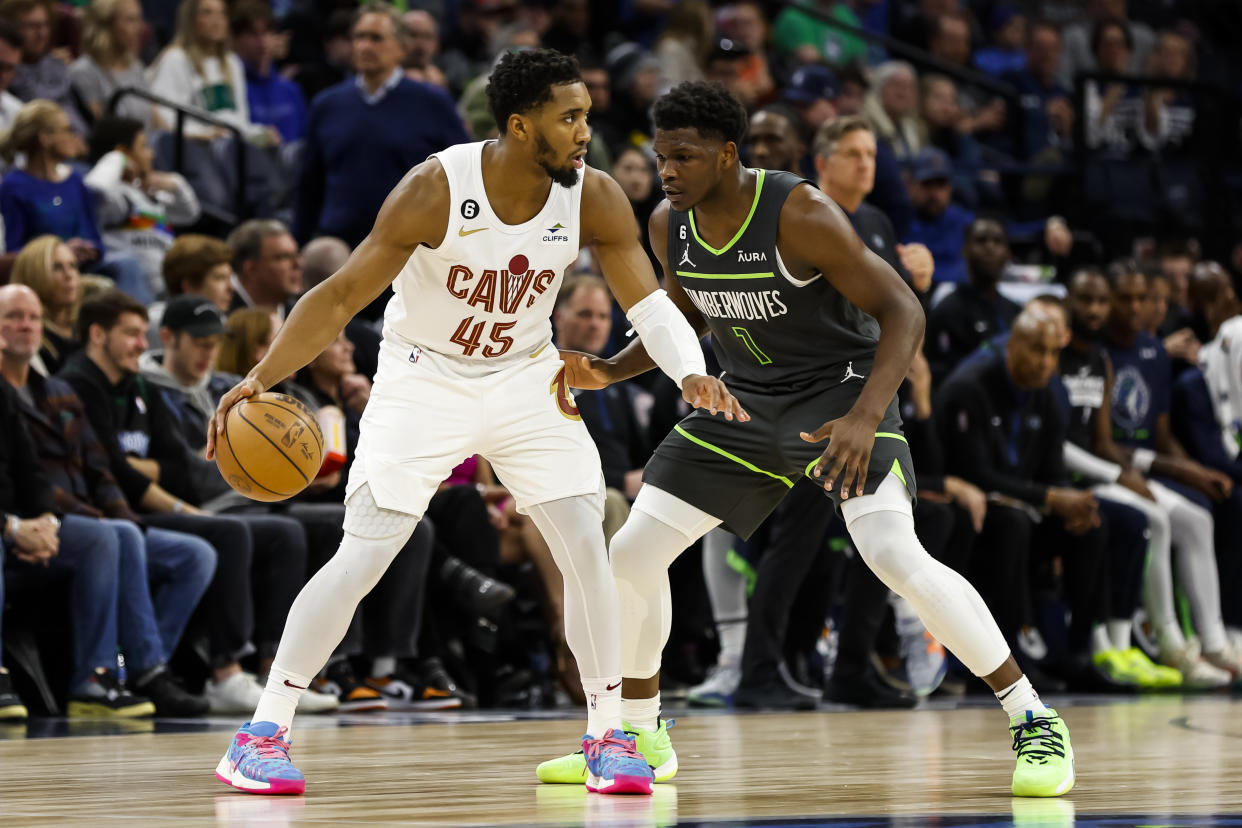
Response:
[215,721,305,795]
[582,729,655,795]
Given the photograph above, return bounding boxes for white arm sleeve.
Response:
[1063,441,1122,484]
[625,289,707,389]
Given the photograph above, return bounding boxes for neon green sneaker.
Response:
[1010,708,1074,797]
[1120,647,1182,689]
[1092,649,1145,687]
[536,719,678,784]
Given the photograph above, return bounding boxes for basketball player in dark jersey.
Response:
[539,82,1074,797]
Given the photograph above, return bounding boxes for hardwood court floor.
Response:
[1,696,1240,826]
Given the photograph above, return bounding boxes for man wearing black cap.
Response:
[904,147,975,287]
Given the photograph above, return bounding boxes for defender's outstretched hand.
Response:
[682,375,750,422]
[206,377,266,460]
[558,350,618,390]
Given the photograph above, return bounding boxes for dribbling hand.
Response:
[206,377,266,461]
[682,375,749,423]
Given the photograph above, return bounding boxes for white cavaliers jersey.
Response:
[383,141,584,375]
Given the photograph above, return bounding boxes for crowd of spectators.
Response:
[3,0,1242,721]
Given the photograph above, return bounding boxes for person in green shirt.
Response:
[773,0,866,68]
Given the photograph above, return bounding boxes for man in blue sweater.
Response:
[294,4,470,248]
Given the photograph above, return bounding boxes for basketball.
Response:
[214,392,325,502]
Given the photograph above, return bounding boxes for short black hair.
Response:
[487,48,583,135]
[755,102,811,148]
[653,81,748,148]
[1106,258,1145,289]
[964,214,1007,241]
[1091,18,1133,56]
[88,115,144,163]
[77,288,148,342]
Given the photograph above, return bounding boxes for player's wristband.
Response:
[625,289,706,389]
[1132,448,1156,473]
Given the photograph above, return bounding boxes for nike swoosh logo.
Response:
[458,227,487,236]
[605,681,622,691]
[529,343,549,358]
[284,679,307,689]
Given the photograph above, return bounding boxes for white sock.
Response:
[1107,619,1132,651]
[1092,624,1114,655]
[718,621,747,666]
[582,677,622,738]
[252,665,311,731]
[370,656,396,678]
[621,693,661,732]
[996,675,1045,720]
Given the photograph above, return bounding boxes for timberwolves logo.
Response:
[1111,365,1151,431]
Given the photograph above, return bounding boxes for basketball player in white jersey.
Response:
[207,49,746,796]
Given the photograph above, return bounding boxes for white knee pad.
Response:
[343,483,420,541]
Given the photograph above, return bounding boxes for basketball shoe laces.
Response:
[235,727,294,771]
[1010,715,1065,765]
[585,732,644,774]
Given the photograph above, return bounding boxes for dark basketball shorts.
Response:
[642,374,917,539]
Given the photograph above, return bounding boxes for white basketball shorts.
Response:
[345,332,604,518]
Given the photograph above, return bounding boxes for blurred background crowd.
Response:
[2,0,1242,722]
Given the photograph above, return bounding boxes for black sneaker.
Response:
[417,657,477,710]
[0,668,28,720]
[734,680,817,711]
[318,661,387,712]
[133,669,209,717]
[439,556,516,620]
[823,669,918,709]
[68,668,155,717]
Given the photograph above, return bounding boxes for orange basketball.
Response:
[214,392,325,502]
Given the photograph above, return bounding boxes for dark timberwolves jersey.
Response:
[666,169,878,392]
[1059,343,1108,451]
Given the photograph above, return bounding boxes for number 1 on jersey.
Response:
[731,326,772,365]
[450,316,515,357]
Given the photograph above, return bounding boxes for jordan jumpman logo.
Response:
[841,361,865,383]
[678,245,694,268]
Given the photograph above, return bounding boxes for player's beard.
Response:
[1070,313,1102,342]
[535,132,579,189]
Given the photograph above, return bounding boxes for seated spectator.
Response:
[598,42,661,158]
[1102,263,1241,678]
[401,10,447,90]
[781,64,838,133]
[286,8,352,105]
[58,289,331,714]
[230,0,307,145]
[226,218,300,317]
[715,1,774,108]
[68,0,160,129]
[1139,30,1195,151]
[974,5,1028,78]
[1,282,216,715]
[936,308,1112,686]
[147,0,271,145]
[904,147,976,286]
[1059,0,1154,87]
[1155,239,1196,337]
[862,61,921,161]
[9,234,79,374]
[1083,19,1143,154]
[999,20,1073,164]
[215,305,277,378]
[295,3,469,247]
[925,217,1022,383]
[146,233,232,347]
[654,0,711,89]
[294,331,367,503]
[1174,264,1242,644]
[1065,268,1233,687]
[1,0,86,134]
[917,74,995,210]
[772,0,866,68]
[85,116,201,302]
[0,100,147,300]
[0,19,25,132]
[745,103,808,176]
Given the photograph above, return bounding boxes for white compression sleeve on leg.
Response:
[626,289,707,389]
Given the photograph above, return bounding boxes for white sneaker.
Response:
[295,684,340,714]
[1202,645,1242,680]
[1018,627,1049,661]
[1160,640,1231,688]
[205,671,265,714]
[687,662,741,707]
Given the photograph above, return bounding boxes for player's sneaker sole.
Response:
[215,754,305,795]
[586,771,653,795]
